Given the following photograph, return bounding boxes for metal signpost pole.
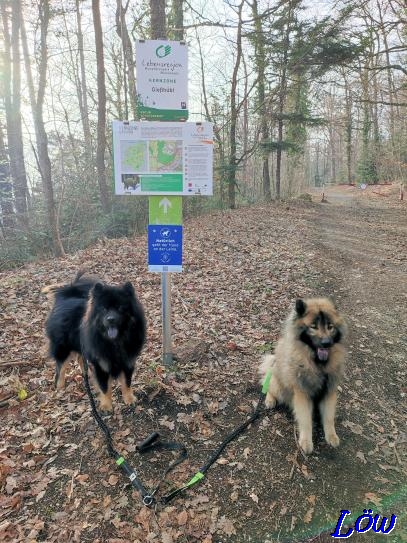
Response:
[148,196,183,367]
[161,271,173,365]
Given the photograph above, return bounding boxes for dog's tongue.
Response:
[317,348,329,361]
[107,327,118,340]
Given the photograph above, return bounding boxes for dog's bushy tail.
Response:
[41,271,100,301]
[41,283,64,300]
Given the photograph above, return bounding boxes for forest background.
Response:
[0,0,406,267]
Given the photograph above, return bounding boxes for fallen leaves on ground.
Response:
[0,194,406,542]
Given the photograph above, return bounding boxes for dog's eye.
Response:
[327,323,334,331]
[310,323,317,329]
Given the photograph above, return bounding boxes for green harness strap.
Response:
[262,368,273,394]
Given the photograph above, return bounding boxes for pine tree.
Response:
[252,0,361,199]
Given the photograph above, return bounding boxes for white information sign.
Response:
[136,40,188,121]
[112,121,213,196]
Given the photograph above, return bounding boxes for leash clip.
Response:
[142,494,155,507]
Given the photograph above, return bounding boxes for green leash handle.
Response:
[161,472,205,504]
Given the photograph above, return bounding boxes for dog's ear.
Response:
[92,283,104,297]
[123,282,135,296]
[295,298,307,317]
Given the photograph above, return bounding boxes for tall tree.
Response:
[92,0,111,212]
[21,0,65,256]
[0,123,15,232]
[250,0,272,202]
[196,32,228,205]
[168,0,184,41]
[357,60,379,184]
[150,0,166,39]
[262,1,360,197]
[75,0,92,151]
[115,0,137,119]
[227,0,244,209]
[1,0,29,225]
[273,0,296,200]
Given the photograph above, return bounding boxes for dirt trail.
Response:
[296,189,407,542]
[0,187,406,543]
[236,189,407,542]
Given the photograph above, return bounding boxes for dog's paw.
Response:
[264,392,277,409]
[55,380,65,391]
[55,373,66,390]
[99,398,113,412]
[123,391,136,405]
[299,435,314,454]
[325,431,340,448]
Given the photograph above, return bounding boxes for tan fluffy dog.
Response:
[259,298,347,454]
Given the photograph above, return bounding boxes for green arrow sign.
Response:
[149,196,182,225]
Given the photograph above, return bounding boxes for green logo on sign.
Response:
[156,44,171,58]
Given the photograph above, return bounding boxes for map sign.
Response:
[136,40,188,121]
[113,121,213,196]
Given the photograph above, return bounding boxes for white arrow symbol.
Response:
[159,197,172,214]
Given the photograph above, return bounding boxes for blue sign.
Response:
[148,225,183,272]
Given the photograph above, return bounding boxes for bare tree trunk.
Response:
[376,0,397,146]
[21,0,65,257]
[343,75,352,185]
[75,0,92,150]
[115,0,137,119]
[196,31,227,205]
[227,1,244,210]
[168,0,184,41]
[327,89,337,184]
[371,45,380,149]
[92,0,111,213]
[107,43,126,119]
[275,9,291,201]
[150,0,166,39]
[251,0,271,202]
[1,0,29,226]
[241,54,249,197]
[0,123,16,232]
[275,119,284,199]
[330,127,337,184]
[62,107,81,175]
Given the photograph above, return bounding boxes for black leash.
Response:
[82,358,187,507]
[161,370,272,504]
[82,357,272,507]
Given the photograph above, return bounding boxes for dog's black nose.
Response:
[321,338,333,348]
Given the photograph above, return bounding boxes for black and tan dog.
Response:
[44,272,146,411]
[259,298,347,454]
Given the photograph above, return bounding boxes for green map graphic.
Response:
[122,142,148,171]
[149,140,182,172]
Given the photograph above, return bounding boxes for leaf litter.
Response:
[0,193,406,542]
